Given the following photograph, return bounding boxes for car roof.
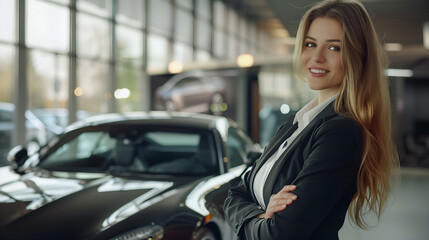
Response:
[65,111,233,137]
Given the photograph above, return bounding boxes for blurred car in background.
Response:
[0,102,47,166]
[0,103,92,167]
[154,71,226,114]
[0,111,262,240]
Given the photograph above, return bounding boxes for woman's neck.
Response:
[318,89,340,105]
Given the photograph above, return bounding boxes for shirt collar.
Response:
[293,94,338,129]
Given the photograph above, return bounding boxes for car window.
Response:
[139,131,217,175]
[39,127,218,175]
[176,77,202,87]
[40,131,115,170]
[145,132,199,146]
[227,127,253,168]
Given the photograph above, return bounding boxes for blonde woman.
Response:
[223,0,399,239]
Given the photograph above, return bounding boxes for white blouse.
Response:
[253,95,337,209]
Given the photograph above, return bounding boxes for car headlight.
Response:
[110,225,164,240]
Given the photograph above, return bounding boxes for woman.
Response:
[223,0,399,239]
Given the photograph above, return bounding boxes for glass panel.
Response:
[27,0,69,53]
[249,23,257,45]
[77,13,110,60]
[175,0,192,10]
[173,42,193,63]
[0,44,14,103]
[195,49,210,62]
[51,0,69,4]
[77,59,109,114]
[27,50,69,110]
[77,0,110,17]
[142,131,216,174]
[239,16,247,40]
[116,63,140,113]
[239,41,248,54]
[196,0,211,20]
[147,34,169,72]
[0,0,15,43]
[174,8,193,44]
[116,25,143,62]
[196,19,211,50]
[228,36,238,59]
[40,131,115,170]
[228,9,238,37]
[213,0,225,29]
[117,0,144,27]
[213,29,225,58]
[148,0,172,36]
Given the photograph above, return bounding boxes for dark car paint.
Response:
[0,112,258,240]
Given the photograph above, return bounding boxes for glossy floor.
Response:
[339,167,429,240]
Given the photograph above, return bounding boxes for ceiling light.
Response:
[168,61,183,74]
[237,54,254,68]
[385,69,413,78]
[384,43,403,51]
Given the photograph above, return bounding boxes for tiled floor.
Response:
[339,167,429,240]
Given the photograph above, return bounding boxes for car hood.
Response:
[0,169,220,239]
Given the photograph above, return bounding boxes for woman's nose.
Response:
[312,48,326,63]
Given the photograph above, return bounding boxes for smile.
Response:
[310,68,328,74]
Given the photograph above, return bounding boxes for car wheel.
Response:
[194,227,218,240]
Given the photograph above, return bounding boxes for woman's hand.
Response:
[258,185,298,219]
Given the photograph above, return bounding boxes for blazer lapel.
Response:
[249,114,297,201]
[262,102,338,204]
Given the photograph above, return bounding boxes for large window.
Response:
[174,8,193,44]
[27,50,69,109]
[4,0,270,148]
[173,42,193,63]
[27,0,69,53]
[0,0,15,43]
[77,13,110,60]
[77,0,111,17]
[147,34,169,72]
[148,0,172,36]
[77,59,109,113]
[116,25,143,62]
[0,45,14,103]
[117,0,145,27]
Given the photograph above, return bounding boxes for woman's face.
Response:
[301,17,344,99]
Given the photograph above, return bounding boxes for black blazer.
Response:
[224,102,363,240]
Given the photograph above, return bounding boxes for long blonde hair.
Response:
[293,0,399,228]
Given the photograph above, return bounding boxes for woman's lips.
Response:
[308,67,329,77]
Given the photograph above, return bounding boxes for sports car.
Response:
[0,111,261,240]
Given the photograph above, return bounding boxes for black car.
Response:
[0,111,261,240]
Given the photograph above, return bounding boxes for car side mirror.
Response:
[7,145,29,174]
[245,147,262,166]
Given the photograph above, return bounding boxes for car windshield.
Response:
[38,126,218,175]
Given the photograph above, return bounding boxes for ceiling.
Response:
[234,0,429,78]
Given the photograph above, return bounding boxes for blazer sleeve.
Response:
[223,120,290,238]
[225,117,362,240]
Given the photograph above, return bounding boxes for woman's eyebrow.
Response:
[305,36,341,43]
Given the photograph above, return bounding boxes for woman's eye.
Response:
[305,42,316,48]
[329,45,340,51]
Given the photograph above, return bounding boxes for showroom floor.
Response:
[339,167,429,240]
